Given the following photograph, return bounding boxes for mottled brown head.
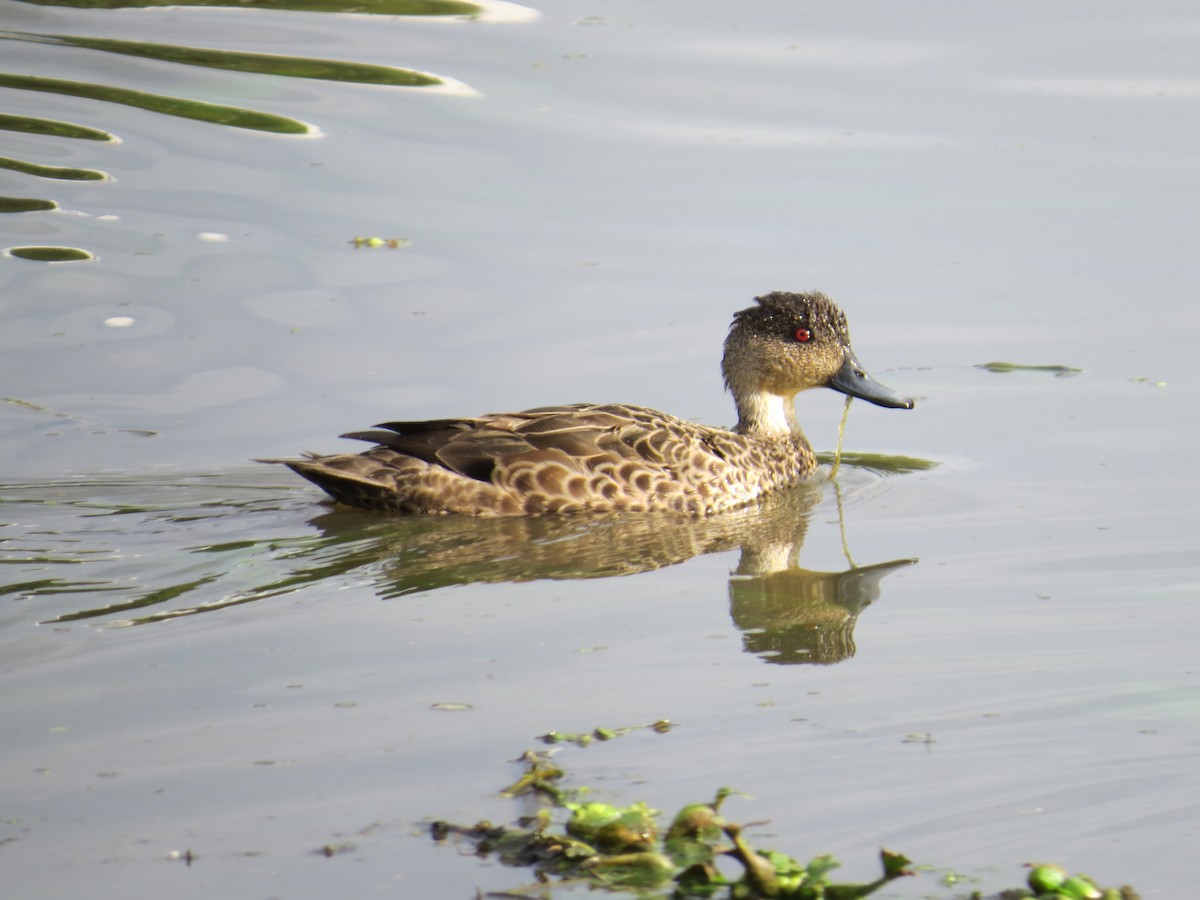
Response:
[722,291,913,436]
[722,291,851,400]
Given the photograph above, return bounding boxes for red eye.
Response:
[794,327,811,343]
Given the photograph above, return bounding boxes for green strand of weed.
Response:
[828,394,853,479]
[833,476,857,569]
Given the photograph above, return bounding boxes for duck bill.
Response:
[829,350,915,409]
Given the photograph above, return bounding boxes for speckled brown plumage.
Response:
[267,291,914,516]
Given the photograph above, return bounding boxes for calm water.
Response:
[3,1,1200,898]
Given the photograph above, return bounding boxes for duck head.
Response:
[722,291,914,437]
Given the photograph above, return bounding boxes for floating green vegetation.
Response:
[815,450,938,474]
[828,393,853,478]
[977,361,1082,377]
[436,750,912,898]
[540,719,674,748]
[431,741,1143,899]
[0,112,114,141]
[11,0,487,14]
[9,33,444,87]
[6,245,94,262]
[1022,864,1137,900]
[0,156,106,181]
[0,72,310,135]
[0,196,58,213]
[2,396,54,412]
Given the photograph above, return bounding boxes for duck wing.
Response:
[269,402,777,515]
[343,403,718,483]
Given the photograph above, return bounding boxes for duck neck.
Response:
[733,390,803,440]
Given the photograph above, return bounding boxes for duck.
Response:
[267,291,914,516]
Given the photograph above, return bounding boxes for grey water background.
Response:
[3,1,1200,897]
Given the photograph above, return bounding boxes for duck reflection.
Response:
[307,481,915,666]
[41,468,916,656]
[730,554,913,665]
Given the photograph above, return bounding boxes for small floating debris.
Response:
[104,316,136,328]
[351,235,410,249]
[430,702,472,711]
[313,842,354,857]
[977,361,1082,377]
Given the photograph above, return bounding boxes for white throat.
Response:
[735,391,799,437]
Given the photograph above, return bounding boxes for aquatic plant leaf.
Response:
[822,848,913,899]
[566,800,658,852]
[13,32,444,87]
[802,852,840,880]
[540,720,671,747]
[11,0,487,15]
[1028,863,1069,892]
[0,72,310,134]
[1058,874,1104,899]
[814,451,937,474]
[0,197,58,212]
[665,801,725,842]
[0,112,113,140]
[0,156,106,180]
[977,360,1082,376]
[663,834,716,869]
[879,848,913,879]
[6,245,95,261]
[499,753,566,800]
[434,748,1142,899]
[2,396,54,412]
[581,850,676,888]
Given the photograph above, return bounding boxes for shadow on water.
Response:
[1,459,925,665]
[0,0,528,259]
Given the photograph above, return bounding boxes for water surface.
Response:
[3,1,1200,897]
